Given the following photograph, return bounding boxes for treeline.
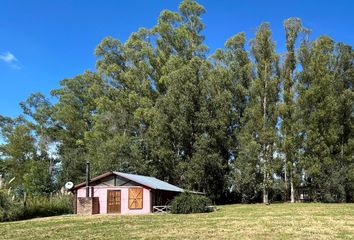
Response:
[0,0,353,203]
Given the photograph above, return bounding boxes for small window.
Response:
[128,187,143,209]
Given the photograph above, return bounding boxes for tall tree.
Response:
[280,18,304,202]
[298,36,351,202]
[212,32,253,202]
[334,43,354,202]
[89,28,156,176]
[0,117,37,194]
[146,0,208,183]
[50,71,104,184]
[238,23,280,204]
[20,93,57,177]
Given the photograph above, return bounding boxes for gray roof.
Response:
[114,172,184,193]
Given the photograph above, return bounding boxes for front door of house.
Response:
[107,190,121,213]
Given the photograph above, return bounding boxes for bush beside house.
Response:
[171,192,212,214]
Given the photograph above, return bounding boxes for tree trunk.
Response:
[263,65,269,204]
[0,174,3,189]
[263,184,269,204]
[284,156,288,201]
[262,145,269,204]
[263,172,269,204]
[290,165,295,203]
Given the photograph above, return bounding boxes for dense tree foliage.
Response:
[0,0,353,203]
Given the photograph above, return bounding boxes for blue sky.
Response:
[1,0,353,118]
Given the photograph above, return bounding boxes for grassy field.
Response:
[1,203,353,240]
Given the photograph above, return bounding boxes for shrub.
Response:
[171,192,212,214]
[0,190,23,222]
[0,192,73,222]
[0,190,11,221]
[322,193,336,203]
[22,195,73,220]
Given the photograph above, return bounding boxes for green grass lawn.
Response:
[1,203,353,240]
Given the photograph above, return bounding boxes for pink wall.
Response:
[77,186,151,214]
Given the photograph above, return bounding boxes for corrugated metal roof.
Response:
[113,172,184,192]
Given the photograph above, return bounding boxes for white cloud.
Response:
[0,52,17,63]
[0,52,22,69]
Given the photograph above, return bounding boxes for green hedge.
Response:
[171,192,212,214]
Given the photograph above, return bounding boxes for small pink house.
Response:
[71,171,184,215]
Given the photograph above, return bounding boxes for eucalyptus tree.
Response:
[145,0,209,184]
[298,36,351,202]
[20,93,57,174]
[280,18,305,202]
[333,43,354,201]
[212,32,253,202]
[50,71,104,184]
[239,23,280,203]
[91,29,156,176]
[212,32,253,155]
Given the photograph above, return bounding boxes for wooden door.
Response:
[128,188,143,209]
[107,190,121,213]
